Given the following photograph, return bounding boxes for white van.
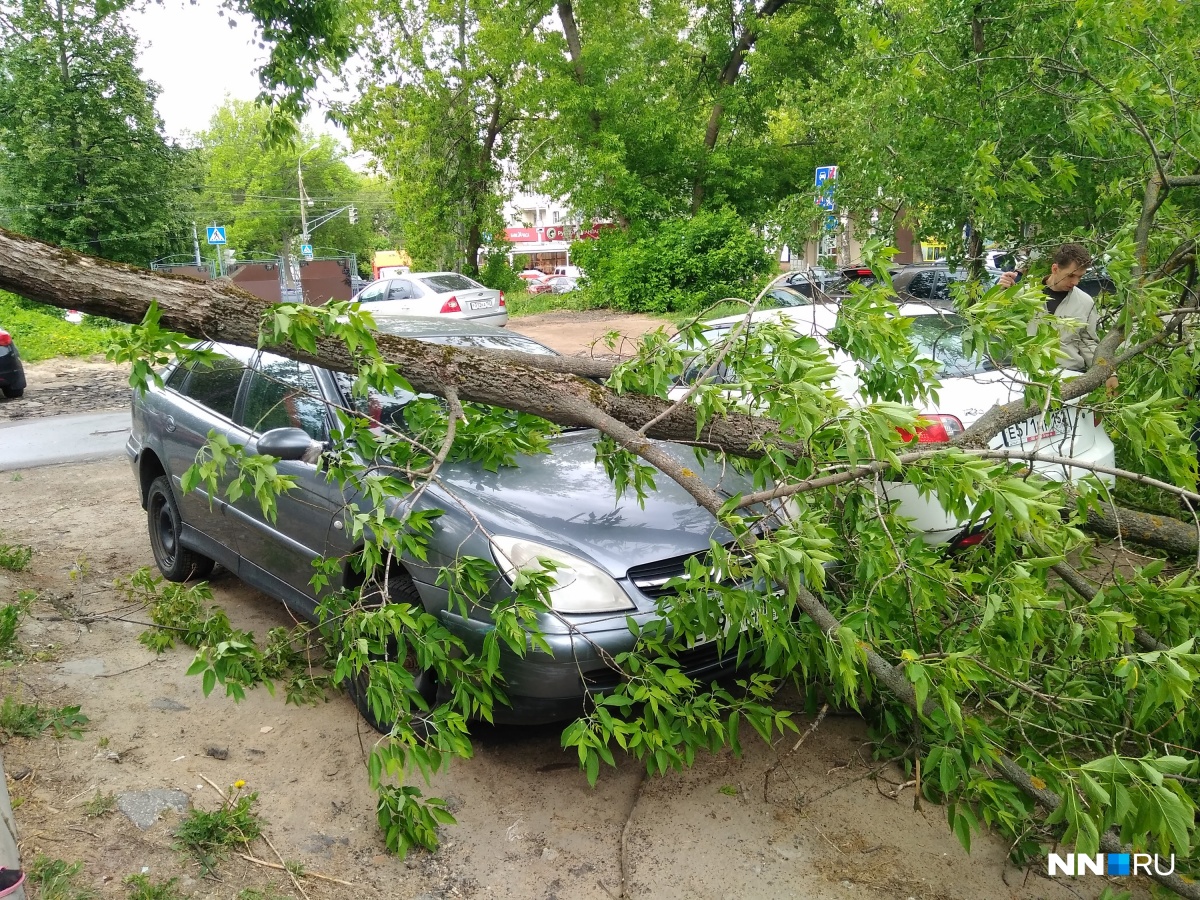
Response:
[554,265,583,278]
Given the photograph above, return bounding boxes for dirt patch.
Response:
[512,309,674,357]
[0,356,132,421]
[0,315,1129,899]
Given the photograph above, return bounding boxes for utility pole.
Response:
[297,144,318,242]
[191,222,202,267]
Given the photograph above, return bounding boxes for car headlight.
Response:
[490,536,635,614]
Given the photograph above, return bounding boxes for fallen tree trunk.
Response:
[1081,500,1200,559]
[0,228,798,461]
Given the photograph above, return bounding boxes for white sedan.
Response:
[670,303,1115,546]
[352,272,508,327]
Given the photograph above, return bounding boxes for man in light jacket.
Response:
[998,242,1099,372]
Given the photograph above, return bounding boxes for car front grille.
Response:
[581,639,738,694]
[627,544,753,600]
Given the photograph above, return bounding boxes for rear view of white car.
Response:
[352,272,507,327]
[670,303,1115,546]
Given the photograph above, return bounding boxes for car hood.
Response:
[434,429,751,577]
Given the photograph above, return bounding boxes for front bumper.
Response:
[420,582,741,724]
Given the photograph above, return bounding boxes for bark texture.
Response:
[0,227,799,460]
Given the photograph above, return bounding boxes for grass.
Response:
[83,790,116,818]
[0,696,88,740]
[0,291,120,362]
[0,542,32,572]
[28,857,95,900]
[124,873,184,900]
[0,593,32,653]
[174,791,263,875]
[504,287,607,318]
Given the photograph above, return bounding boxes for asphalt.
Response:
[0,411,131,471]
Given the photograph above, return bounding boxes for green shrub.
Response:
[476,248,524,293]
[0,291,121,361]
[570,209,772,314]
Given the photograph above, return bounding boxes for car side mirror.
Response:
[256,427,315,461]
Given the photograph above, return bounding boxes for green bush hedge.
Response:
[569,209,772,313]
[0,292,119,362]
[476,249,525,294]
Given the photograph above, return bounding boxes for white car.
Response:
[670,303,1115,546]
[352,272,507,327]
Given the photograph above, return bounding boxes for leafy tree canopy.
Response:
[0,0,197,264]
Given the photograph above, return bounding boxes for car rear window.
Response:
[419,274,483,293]
[906,314,1000,376]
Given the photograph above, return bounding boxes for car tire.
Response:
[345,570,444,737]
[146,476,215,582]
[1,386,22,399]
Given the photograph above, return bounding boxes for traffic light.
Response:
[348,205,358,224]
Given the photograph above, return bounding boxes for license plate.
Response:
[467,300,493,310]
[1001,407,1077,447]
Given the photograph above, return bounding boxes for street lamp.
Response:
[297,143,319,242]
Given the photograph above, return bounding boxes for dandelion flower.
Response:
[234,779,246,789]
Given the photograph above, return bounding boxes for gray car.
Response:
[126,317,753,727]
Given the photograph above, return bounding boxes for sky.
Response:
[125,1,265,141]
[125,0,359,158]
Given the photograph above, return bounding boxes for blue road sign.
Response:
[300,243,314,260]
[815,165,837,211]
[206,226,227,245]
[824,215,839,232]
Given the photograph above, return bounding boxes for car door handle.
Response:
[165,415,176,433]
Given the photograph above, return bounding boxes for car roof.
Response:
[369,314,554,351]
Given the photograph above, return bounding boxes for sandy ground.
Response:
[0,310,1126,899]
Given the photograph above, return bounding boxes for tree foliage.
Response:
[571,208,772,312]
[0,0,197,264]
[196,100,386,267]
[5,0,1200,891]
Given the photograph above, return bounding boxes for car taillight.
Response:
[498,292,505,307]
[952,532,987,549]
[0,330,10,347]
[853,268,872,276]
[897,413,965,443]
[440,296,461,313]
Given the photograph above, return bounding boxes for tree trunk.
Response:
[1081,500,1200,558]
[0,227,798,460]
[690,0,789,213]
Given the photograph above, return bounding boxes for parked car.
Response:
[553,265,583,278]
[0,327,25,399]
[518,269,547,283]
[780,266,838,298]
[545,275,579,294]
[670,303,1115,546]
[352,272,507,327]
[127,316,761,728]
[525,276,554,296]
[890,262,1006,307]
[785,265,885,299]
[760,285,814,308]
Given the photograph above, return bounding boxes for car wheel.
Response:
[146,476,215,582]
[345,570,444,737]
[1,386,22,399]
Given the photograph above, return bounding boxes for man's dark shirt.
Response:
[1044,281,1070,314]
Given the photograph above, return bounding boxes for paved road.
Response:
[0,411,130,471]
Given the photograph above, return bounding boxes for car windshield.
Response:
[335,331,558,427]
[906,314,1002,377]
[420,273,483,293]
